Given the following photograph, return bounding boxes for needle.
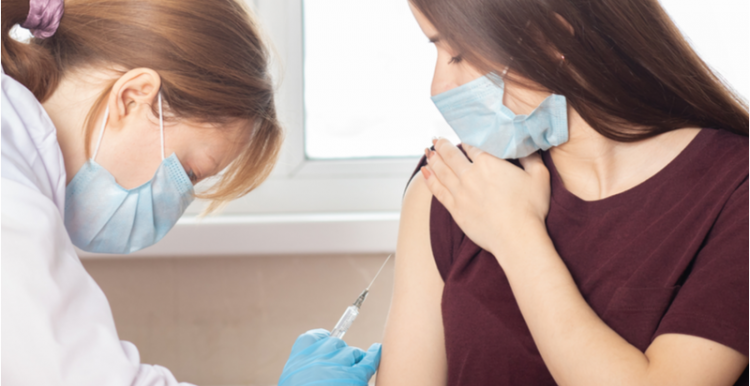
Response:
[331,253,394,339]
[366,254,392,291]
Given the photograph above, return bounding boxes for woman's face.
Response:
[409,3,484,97]
[92,111,247,190]
[409,4,553,116]
[54,67,248,190]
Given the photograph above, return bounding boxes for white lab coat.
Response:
[1,70,195,386]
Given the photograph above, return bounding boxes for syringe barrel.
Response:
[330,305,360,339]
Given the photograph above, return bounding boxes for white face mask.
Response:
[431,74,569,159]
[64,93,195,254]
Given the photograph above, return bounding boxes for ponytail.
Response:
[1,0,62,101]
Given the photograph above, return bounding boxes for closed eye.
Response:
[186,169,198,184]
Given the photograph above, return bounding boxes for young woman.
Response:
[378,0,748,385]
[2,0,378,384]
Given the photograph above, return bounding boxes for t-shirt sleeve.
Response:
[654,178,749,356]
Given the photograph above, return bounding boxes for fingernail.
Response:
[424,148,431,159]
[421,166,432,179]
[432,138,438,146]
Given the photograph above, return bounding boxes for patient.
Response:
[376,1,748,385]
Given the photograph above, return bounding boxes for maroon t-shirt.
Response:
[413,128,748,385]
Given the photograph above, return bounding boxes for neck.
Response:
[42,68,111,183]
[549,107,700,201]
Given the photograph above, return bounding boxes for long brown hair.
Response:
[410,0,748,140]
[2,0,284,210]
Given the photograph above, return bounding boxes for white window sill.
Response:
[77,212,399,258]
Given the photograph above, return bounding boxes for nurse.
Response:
[1,0,379,384]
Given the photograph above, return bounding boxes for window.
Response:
[303,0,457,159]
[660,0,748,99]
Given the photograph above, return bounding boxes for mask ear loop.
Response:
[91,105,109,162]
[158,92,165,161]
[92,93,164,162]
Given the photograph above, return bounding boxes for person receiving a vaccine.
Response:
[377,0,748,385]
[1,0,379,384]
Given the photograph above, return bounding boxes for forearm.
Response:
[491,221,652,386]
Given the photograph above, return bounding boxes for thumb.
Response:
[353,343,382,380]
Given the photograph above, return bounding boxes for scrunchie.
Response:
[20,0,64,39]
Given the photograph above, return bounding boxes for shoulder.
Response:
[671,128,748,202]
[403,157,468,281]
[700,128,748,171]
[402,168,434,242]
[701,129,748,197]
[403,155,437,224]
[403,156,452,231]
[404,169,432,206]
[1,71,59,146]
[1,71,66,213]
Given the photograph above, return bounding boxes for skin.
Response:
[42,67,246,189]
[377,5,748,386]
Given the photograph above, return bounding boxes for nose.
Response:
[431,63,462,97]
[431,76,461,97]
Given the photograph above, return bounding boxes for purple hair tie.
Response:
[21,0,64,39]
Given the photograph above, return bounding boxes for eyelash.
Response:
[448,55,463,65]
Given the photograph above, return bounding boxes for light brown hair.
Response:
[2,0,284,210]
[410,0,748,140]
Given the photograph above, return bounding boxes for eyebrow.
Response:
[207,154,220,171]
[198,153,220,180]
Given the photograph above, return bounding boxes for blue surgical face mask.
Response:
[431,74,569,159]
[64,93,195,254]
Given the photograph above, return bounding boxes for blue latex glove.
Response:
[278,329,381,386]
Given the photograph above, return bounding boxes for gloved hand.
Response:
[278,329,381,386]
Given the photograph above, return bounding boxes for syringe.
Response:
[330,254,392,339]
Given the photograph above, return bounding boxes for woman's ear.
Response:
[107,68,161,129]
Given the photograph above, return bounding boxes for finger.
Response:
[353,343,382,380]
[462,144,485,163]
[433,138,472,176]
[289,329,330,356]
[426,149,461,194]
[319,335,348,352]
[422,166,455,211]
[330,345,366,367]
[518,152,544,173]
[279,336,351,386]
[518,152,549,183]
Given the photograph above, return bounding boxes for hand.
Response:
[278,329,381,386]
[422,139,551,258]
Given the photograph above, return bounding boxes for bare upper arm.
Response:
[644,333,748,386]
[376,172,448,386]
